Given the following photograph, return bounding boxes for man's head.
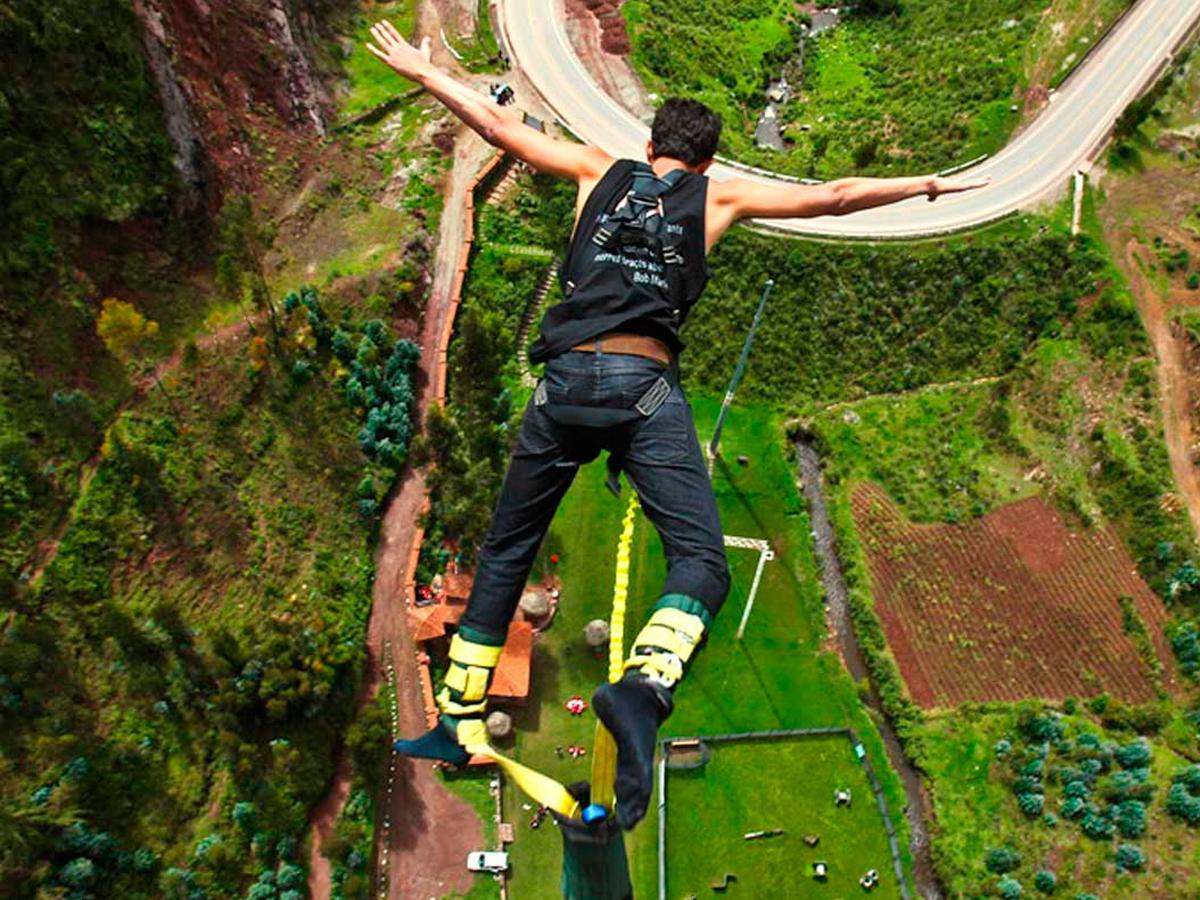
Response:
[647,98,721,172]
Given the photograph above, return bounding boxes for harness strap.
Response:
[568,163,687,296]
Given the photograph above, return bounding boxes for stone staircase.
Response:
[517,261,560,387]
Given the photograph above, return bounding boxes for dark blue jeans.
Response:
[460,350,730,638]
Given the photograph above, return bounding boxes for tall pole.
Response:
[708,278,774,461]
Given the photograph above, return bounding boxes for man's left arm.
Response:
[706,173,990,242]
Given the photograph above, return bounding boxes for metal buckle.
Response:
[635,376,671,416]
[534,379,547,406]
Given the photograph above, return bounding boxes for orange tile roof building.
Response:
[488,621,533,703]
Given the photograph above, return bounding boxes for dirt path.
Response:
[304,112,497,900]
[1122,238,1200,539]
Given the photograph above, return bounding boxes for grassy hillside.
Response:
[623,0,1133,177]
[0,0,453,892]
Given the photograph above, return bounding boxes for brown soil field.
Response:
[851,483,1178,708]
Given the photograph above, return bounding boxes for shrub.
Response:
[985,847,1022,874]
[997,875,1023,899]
[1113,799,1146,838]
[1081,810,1115,840]
[1114,844,1145,871]
[1064,780,1090,800]
[1115,739,1151,769]
[1013,776,1041,795]
[1017,792,1044,817]
[1180,764,1200,793]
[1059,796,1086,820]
[233,802,256,830]
[1034,870,1056,894]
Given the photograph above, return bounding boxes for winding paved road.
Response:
[498,0,1199,237]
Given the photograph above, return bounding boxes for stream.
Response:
[794,437,943,899]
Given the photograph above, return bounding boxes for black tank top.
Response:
[528,159,711,364]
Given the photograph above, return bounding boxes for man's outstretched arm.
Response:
[706,172,990,242]
[367,20,611,184]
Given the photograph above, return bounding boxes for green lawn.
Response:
[495,395,913,897]
[336,0,419,119]
[665,737,901,899]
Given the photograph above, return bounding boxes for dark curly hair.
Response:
[650,98,722,166]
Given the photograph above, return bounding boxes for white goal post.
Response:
[723,535,775,640]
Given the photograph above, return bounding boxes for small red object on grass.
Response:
[550,554,559,564]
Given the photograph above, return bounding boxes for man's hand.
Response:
[366,19,433,80]
[363,18,612,188]
[926,174,991,201]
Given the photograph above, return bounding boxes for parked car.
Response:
[467,851,510,873]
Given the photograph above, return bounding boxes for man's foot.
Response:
[392,718,470,766]
[592,675,673,830]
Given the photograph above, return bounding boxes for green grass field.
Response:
[335,0,419,119]
[665,736,901,899]
[494,395,912,897]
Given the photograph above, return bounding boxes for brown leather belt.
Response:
[570,332,672,366]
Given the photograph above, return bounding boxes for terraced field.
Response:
[851,483,1177,707]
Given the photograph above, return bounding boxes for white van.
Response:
[467,851,510,873]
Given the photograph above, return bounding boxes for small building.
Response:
[407,602,464,644]
[488,621,533,704]
[443,571,474,605]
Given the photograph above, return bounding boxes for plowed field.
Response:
[851,483,1177,707]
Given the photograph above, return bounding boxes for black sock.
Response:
[392,717,470,767]
[592,675,673,830]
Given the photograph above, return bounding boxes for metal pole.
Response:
[735,547,774,641]
[708,278,774,460]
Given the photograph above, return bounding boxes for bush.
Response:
[1034,870,1056,894]
[1081,810,1115,840]
[1114,843,1145,871]
[1115,739,1151,769]
[997,875,1023,899]
[1113,799,1146,838]
[1064,780,1090,800]
[1017,792,1044,817]
[1060,796,1086,820]
[985,847,1022,874]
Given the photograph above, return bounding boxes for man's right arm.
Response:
[367,20,612,185]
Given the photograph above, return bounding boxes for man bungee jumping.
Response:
[366,21,987,830]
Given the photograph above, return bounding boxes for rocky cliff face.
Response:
[131,0,349,214]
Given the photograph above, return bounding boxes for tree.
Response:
[1034,870,1056,894]
[1114,844,1145,871]
[985,847,1021,874]
[96,298,177,413]
[997,875,1023,899]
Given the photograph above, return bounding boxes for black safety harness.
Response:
[535,163,691,494]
